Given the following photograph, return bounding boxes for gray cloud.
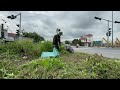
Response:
[41,18,57,28]
[0,11,120,41]
[70,11,105,29]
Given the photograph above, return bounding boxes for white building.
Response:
[7,33,17,41]
[80,34,93,47]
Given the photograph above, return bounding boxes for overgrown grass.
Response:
[1,53,120,79]
[1,40,120,79]
[0,40,55,60]
[15,58,64,79]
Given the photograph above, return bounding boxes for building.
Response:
[80,34,93,47]
[7,33,17,41]
[0,23,18,41]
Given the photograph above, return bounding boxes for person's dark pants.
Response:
[54,44,59,51]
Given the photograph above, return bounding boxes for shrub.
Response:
[0,51,20,60]
[39,58,64,71]
[0,40,68,59]
[0,40,41,59]
[74,55,120,79]
[39,41,53,54]
[15,58,64,79]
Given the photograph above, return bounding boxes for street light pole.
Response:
[94,16,113,48]
[107,20,109,47]
[7,13,22,40]
[112,11,113,47]
[19,13,21,39]
[16,13,22,39]
[95,12,120,48]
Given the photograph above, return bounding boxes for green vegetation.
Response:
[0,40,120,79]
[65,40,70,44]
[23,32,44,42]
[0,40,53,60]
[72,39,84,46]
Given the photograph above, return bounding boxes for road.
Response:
[72,46,120,59]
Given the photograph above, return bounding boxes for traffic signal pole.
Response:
[107,20,109,47]
[94,16,116,48]
[95,11,120,48]
[19,13,21,40]
[7,13,22,40]
[101,19,111,48]
[112,11,113,47]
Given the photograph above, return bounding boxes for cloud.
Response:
[0,11,120,42]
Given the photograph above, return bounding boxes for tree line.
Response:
[23,32,44,42]
[22,32,84,46]
[65,39,84,46]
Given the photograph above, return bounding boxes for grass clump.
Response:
[15,58,64,79]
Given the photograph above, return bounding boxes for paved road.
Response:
[72,46,120,59]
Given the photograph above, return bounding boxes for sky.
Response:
[0,11,120,42]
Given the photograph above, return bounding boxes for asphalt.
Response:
[72,46,120,59]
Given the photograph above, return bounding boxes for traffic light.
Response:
[11,15,16,19]
[108,28,111,36]
[7,15,16,20]
[7,16,12,19]
[16,24,19,27]
[16,30,20,36]
[94,17,102,20]
[114,21,120,23]
[109,31,111,36]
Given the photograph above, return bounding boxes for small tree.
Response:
[23,32,44,42]
[72,39,83,46]
[65,40,70,44]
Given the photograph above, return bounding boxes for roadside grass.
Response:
[1,40,120,79]
[1,52,120,79]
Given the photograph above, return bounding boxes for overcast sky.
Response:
[0,11,120,42]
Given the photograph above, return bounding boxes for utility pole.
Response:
[19,13,22,39]
[94,17,111,48]
[7,13,22,40]
[112,11,113,47]
[94,14,120,48]
[107,20,109,47]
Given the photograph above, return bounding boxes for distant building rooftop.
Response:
[80,37,87,40]
[8,33,16,38]
[85,34,93,37]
